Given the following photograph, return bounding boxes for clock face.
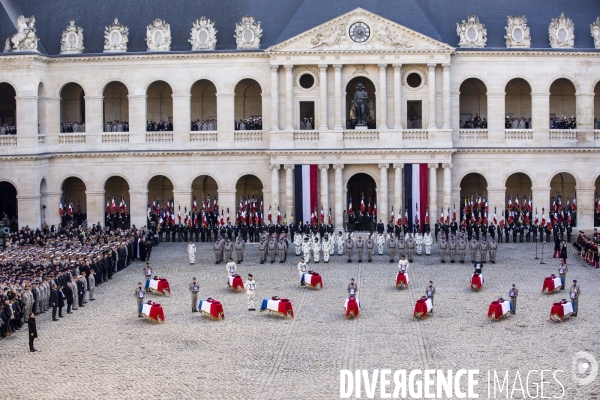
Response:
[349,22,370,43]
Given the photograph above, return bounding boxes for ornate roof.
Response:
[1,0,599,55]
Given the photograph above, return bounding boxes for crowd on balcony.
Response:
[146,121,173,131]
[346,117,376,129]
[0,124,16,135]
[461,114,487,129]
[234,117,262,130]
[61,122,86,133]
[191,119,217,131]
[505,117,532,129]
[595,118,600,129]
[406,117,423,129]
[103,121,129,132]
[299,118,315,130]
[550,117,577,129]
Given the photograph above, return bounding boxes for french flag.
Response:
[294,165,318,226]
[404,164,429,231]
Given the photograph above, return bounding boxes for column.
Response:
[171,93,191,133]
[46,192,62,228]
[270,164,280,210]
[334,164,344,229]
[428,163,438,225]
[319,164,329,221]
[531,186,551,228]
[394,163,403,222]
[284,164,294,220]
[333,64,343,130]
[442,163,452,212]
[217,189,236,222]
[37,96,48,134]
[487,92,505,140]
[531,92,550,141]
[378,163,389,222]
[427,64,437,130]
[128,188,149,228]
[173,189,193,215]
[318,64,328,130]
[442,64,451,129]
[127,94,147,144]
[575,186,595,230]
[15,96,39,148]
[393,64,402,130]
[486,188,505,222]
[85,190,105,227]
[284,65,294,130]
[46,97,61,136]
[83,95,104,134]
[378,64,388,130]
[576,92,594,141]
[217,93,235,144]
[270,65,279,131]
[17,194,40,229]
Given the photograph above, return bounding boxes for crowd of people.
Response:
[0,223,154,341]
[191,119,217,131]
[103,121,129,132]
[146,120,173,131]
[406,117,423,129]
[461,114,487,129]
[505,117,531,129]
[0,124,16,135]
[550,117,577,129]
[234,118,262,130]
[299,118,314,130]
[61,122,85,133]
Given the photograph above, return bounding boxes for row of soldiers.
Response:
[574,231,600,268]
[103,121,129,132]
[146,120,173,131]
[0,124,16,135]
[191,119,217,131]
[61,122,85,132]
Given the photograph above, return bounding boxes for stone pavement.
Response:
[1,240,599,399]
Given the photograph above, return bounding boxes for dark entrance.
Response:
[299,101,315,129]
[0,181,17,221]
[407,100,422,129]
[347,173,377,231]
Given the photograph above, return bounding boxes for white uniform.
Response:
[423,233,433,255]
[226,261,237,276]
[322,240,331,262]
[398,258,409,272]
[377,233,386,255]
[297,261,308,277]
[415,233,424,255]
[188,243,197,264]
[302,240,312,262]
[312,240,321,262]
[336,234,345,255]
[294,234,303,256]
[245,279,256,309]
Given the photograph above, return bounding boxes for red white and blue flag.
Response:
[294,164,319,225]
[404,164,429,231]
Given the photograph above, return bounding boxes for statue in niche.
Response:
[353,82,369,126]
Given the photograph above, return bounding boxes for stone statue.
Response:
[5,15,39,52]
[353,82,369,126]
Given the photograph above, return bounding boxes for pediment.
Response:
[266,8,454,53]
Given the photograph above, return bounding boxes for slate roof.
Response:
[1,0,599,55]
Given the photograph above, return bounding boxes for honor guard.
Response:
[312,237,322,263]
[449,237,457,263]
[387,234,397,263]
[509,284,518,314]
[398,255,409,272]
[346,236,354,263]
[439,238,447,263]
[415,232,424,255]
[298,257,308,280]
[347,278,358,298]
[406,234,415,262]
[426,281,436,308]
[336,231,345,255]
[214,238,222,264]
[558,260,568,290]
[488,238,498,264]
[322,236,331,263]
[302,236,312,262]
[190,278,199,313]
[356,236,364,263]
[258,239,267,264]
[135,282,145,317]
[424,232,433,255]
[569,280,580,317]
[469,238,479,263]
[268,237,277,263]
[458,236,467,263]
[188,241,196,265]
[245,274,257,311]
[294,233,303,256]
[479,239,488,263]
[377,232,386,255]
[365,234,374,262]
[278,239,287,263]
[226,258,237,276]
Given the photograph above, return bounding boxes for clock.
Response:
[349,22,370,43]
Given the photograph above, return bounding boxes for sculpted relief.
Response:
[4,15,39,53]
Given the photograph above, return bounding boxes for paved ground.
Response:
[1,239,599,399]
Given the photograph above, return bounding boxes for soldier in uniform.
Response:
[424,232,433,255]
[509,284,518,314]
[234,237,245,264]
[469,238,479,263]
[312,237,321,263]
[439,238,447,263]
[294,233,303,256]
[365,234,374,262]
[258,238,267,264]
[226,257,237,277]
[558,260,568,290]
[213,238,222,264]
[449,237,456,263]
[426,281,436,308]
[415,231,424,256]
[188,241,196,265]
[135,282,144,317]
[406,234,415,262]
[479,239,488,263]
[302,236,311,262]
[298,257,308,282]
[245,274,257,311]
[278,238,287,263]
[569,279,580,316]
[223,239,233,262]
[336,231,345,256]
[488,238,498,264]
[387,234,396,263]
[322,236,331,263]
[346,235,354,263]
[376,232,386,255]
[189,277,199,313]
[268,237,277,263]
[347,278,358,298]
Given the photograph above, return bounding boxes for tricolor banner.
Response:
[294,165,318,225]
[404,164,429,231]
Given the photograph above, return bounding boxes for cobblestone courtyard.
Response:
[1,241,599,399]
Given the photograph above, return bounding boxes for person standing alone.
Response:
[28,312,38,352]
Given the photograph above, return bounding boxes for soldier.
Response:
[406,234,415,262]
[322,236,331,263]
[560,240,568,264]
[469,238,479,263]
[245,274,257,311]
[257,239,266,264]
[398,254,409,272]
[135,282,145,317]
[214,238,222,264]
[188,241,196,265]
[234,237,245,264]
[223,239,233,263]
[346,235,354,263]
[439,238,447,263]
[189,277,199,313]
[474,256,483,275]
[336,231,345,255]
[268,238,277,264]
[313,237,322,263]
[88,268,96,301]
[558,260,568,290]
[479,239,488,263]
[294,232,303,256]
[449,237,456,263]
[365,234,374,263]
[509,284,518,314]
[488,238,497,263]
[424,232,433,255]
[278,238,287,263]
[415,232,424,255]
[377,232,386,255]
[143,262,152,291]
[355,236,364,263]
[347,278,358,298]
[302,236,311,262]
[531,223,537,243]
[298,257,308,281]
[226,257,237,276]
[386,234,395,263]
[569,279,580,317]
[426,281,436,308]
